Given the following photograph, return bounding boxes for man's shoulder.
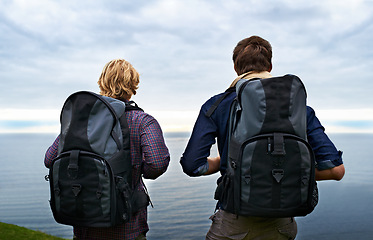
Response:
[201,90,236,117]
[205,92,225,104]
[306,106,315,117]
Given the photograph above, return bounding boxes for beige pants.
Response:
[73,233,146,240]
[206,210,297,240]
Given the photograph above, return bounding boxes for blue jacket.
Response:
[180,90,343,177]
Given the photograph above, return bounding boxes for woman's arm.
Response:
[140,116,170,180]
[44,135,60,168]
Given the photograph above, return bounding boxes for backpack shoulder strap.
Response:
[125,101,143,112]
[205,87,235,117]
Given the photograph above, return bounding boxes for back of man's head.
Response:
[233,36,272,75]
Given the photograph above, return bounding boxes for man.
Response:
[45,59,170,240]
[180,36,345,239]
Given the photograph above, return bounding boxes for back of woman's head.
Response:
[233,36,272,75]
[98,59,139,101]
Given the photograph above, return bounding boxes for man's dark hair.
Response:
[233,36,272,75]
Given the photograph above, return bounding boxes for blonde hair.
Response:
[98,59,139,100]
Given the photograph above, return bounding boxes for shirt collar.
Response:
[229,71,273,88]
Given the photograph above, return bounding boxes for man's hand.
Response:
[315,164,345,181]
[204,156,221,175]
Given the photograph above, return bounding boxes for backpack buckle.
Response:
[71,184,82,197]
[272,169,284,183]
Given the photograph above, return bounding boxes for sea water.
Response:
[0,133,372,239]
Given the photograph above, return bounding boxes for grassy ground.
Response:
[0,222,68,240]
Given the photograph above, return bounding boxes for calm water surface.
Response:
[0,133,372,239]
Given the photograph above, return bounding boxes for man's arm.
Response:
[316,164,345,181]
[307,107,344,181]
[180,108,218,176]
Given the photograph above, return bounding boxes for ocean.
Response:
[0,133,372,239]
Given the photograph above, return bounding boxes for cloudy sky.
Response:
[1,0,372,133]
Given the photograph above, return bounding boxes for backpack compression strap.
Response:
[107,100,143,176]
[205,87,235,118]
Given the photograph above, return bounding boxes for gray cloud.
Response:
[0,0,372,112]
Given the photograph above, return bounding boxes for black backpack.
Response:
[46,91,149,227]
[212,74,318,217]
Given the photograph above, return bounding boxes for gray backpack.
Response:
[47,91,149,227]
[214,74,318,217]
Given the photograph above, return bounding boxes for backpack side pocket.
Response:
[214,173,235,213]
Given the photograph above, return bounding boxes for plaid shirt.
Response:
[45,110,170,240]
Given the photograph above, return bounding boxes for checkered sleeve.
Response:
[140,115,170,180]
[44,135,60,168]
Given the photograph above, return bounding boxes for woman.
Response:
[45,59,170,240]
